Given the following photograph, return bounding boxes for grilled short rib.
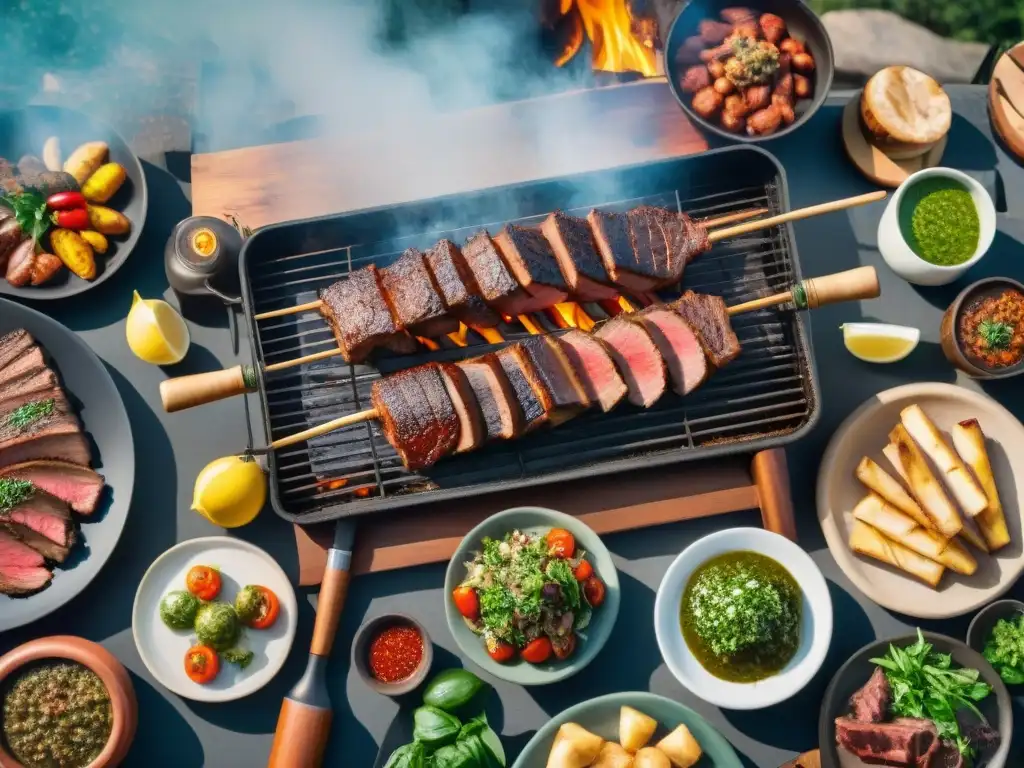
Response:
[0,528,51,595]
[424,240,501,329]
[496,345,554,432]
[632,308,708,396]
[595,317,667,407]
[380,249,458,338]
[672,291,742,368]
[539,211,618,301]
[518,336,590,424]
[461,231,530,316]
[834,717,938,765]
[319,265,416,364]
[558,330,627,412]
[457,355,524,441]
[850,667,890,723]
[437,363,486,453]
[492,225,568,313]
[0,461,105,515]
[371,365,460,470]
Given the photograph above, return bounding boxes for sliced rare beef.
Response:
[371,364,460,471]
[0,367,59,408]
[380,248,458,338]
[423,240,501,329]
[539,211,617,301]
[0,345,44,387]
[0,461,103,516]
[437,363,486,453]
[518,336,590,424]
[0,413,90,468]
[0,389,68,423]
[558,330,627,412]
[0,488,75,562]
[456,355,524,441]
[588,209,660,294]
[492,225,568,313]
[0,529,51,595]
[850,667,891,723]
[595,317,667,407]
[632,308,708,396]
[461,232,531,316]
[495,345,553,432]
[0,329,34,371]
[672,291,742,368]
[834,717,937,765]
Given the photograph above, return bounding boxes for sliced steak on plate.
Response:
[0,460,104,515]
[0,528,52,595]
[0,329,35,371]
[850,667,891,723]
[834,716,937,765]
[0,409,90,468]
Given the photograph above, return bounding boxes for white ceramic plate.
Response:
[131,537,298,702]
[817,382,1024,619]
[654,527,833,710]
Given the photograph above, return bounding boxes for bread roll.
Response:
[860,66,951,160]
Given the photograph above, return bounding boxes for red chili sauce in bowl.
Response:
[368,625,424,683]
[958,288,1024,370]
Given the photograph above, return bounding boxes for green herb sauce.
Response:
[159,590,201,630]
[0,478,34,513]
[983,612,1024,685]
[898,178,980,266]
[6,400,55,431]
[194,602,241,651]
[2,662,112,768]
[680,550,802,683]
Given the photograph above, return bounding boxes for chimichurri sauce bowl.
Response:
[654,528,833,710]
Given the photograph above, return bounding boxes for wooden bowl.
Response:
[940,277,1024,380]
[351,614,433,697]
[0,636,137,768]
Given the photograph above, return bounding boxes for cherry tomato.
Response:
[247,586,280,629]
[546,528,576,559]
[184,645,220,684]
[486,636,515,663]
[452,585,480,621]
[552,634,577,660]
[186,565,222,601]
[583,576,606,608]
[51,208,89,230]
[520,637,553,664]
[46,191,86,210]
[573,560,594,581]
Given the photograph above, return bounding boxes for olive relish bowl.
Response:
[654,527,833,710]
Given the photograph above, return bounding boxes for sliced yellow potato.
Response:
[655,725,702,768]
[888,425,962,539]
[547,724,604,768]
[620,706,658,753]
[855,456,933,530]
[952,419,1011,551]
[593,742,635,768]
[849,520,945,587]
[633,748,671,768]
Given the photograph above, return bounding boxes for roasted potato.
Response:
[656,725,702,768]
[713,76,735,95]
[772,93,795,125]
[723,93,749,118]
[793,74,812,98]
[720,7,757,24]
[699,19,733,45]
[952,419,1011,551]
[744,84,772,111]
[720,110,746,132]
[633,748,671,768]
[86,204,131,236]
[30,251,63,286]
[679,65,711,93]
[791,52,816,73]
[81,162,126,203]
[547,723,604,768]
[746,104,783,135]
[778,37,805,56]
[50,228,96,280]
[593,742,634,768]
[775,54,794,100]
[620,706,657,752]
[707,58,727,79]
[79,230,109,254]
[759,13,787,44]
[64,141,109,185]
[691,87,724,119]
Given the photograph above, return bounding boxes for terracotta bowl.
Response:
[941,277,1024,379]
[352,614,433,697]
[0,636,137,768]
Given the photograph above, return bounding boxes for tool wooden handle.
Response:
[707,190,887,242]
[267,698,332,768]
[159,366,257,413]
[270,408,379,450]
[801,266,880,308]
[311,565,351,656]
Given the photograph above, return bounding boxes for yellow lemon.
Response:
[126,290,190,365]
[192,455,266,528]
[842,323,920,363]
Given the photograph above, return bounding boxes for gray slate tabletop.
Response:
[2,84,1024,768]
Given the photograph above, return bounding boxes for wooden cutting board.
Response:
[990,42,1024,162]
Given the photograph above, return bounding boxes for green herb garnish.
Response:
[6,398,55,429]
[1,190,50,243]
[983,613,1024,685]
[979,320,1014,350]
[870,629,992,757]
[221,648,254,669]
[0,478,34,512]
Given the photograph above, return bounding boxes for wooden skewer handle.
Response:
[799,265,881,309]
[267,698,332,768]
[270,408,379,450]
[160,366,258,413]
[707,190,887,242]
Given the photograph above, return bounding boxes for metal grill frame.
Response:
[240,145,821,524]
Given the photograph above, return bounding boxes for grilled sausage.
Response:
[699,19,733,45]
[779,37,805,56]
[5,239,35,287]
[732,20,760,39]
[30,251,64,286]
[676,35,706,65]
[679,65,711,93]
[692,87,724,119]
[744,84,772,111]
[772,92,795,125]
[759,13,787,44]
[747,105,784,136]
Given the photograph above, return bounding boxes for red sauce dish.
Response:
[941,277,1024,380]
[352,614,432,696]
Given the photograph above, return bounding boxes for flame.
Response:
[317,478,349,491]
[558,0,658,76]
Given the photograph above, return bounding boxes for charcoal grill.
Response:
[240,145,820,524]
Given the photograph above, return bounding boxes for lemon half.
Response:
[126,291,190,365]
[192,455,267,528]
[842,323,920,363]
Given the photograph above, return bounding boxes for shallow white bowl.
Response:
[654,527,833,710]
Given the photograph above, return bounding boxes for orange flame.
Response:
[558,0,658,76]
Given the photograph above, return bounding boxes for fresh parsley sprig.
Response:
[979,319,1014,350]
[1,190,50,243]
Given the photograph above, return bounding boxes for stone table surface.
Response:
[2,85,1024,768]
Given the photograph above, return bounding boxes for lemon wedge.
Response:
[192,455,267,528]
[126,291,190,365]
[842,323,920,363]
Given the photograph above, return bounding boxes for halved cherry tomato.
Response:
[452,585,480,620]
[486,636,515,663]
[520,637,553,664]
[184,645,220,684]
[186,565,221,601]
[552,634,577,660]
[51,208,89,230]
[46,191,86,210]
[573,560,594,581]
[546,528,576,558]
[247,586,280,629]
[583,576,606,608]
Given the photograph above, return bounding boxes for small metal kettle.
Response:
[164,215,243,303]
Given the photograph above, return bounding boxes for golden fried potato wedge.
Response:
[952,419,1011,551]
[656,724,702,768]
[856,456,934,530]
[849,520,945,587]
[620,706,657,753]
[888,425,963,539]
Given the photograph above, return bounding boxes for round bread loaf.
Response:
[860,66,951,160]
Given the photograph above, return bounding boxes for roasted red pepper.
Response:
[46,191,86,210]
[51,208,89,230]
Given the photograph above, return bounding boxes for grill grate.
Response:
[241,148,820,523]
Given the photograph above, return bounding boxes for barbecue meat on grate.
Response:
[679,212,711,266]
[424,240,501,329]
[457,355,524,441]
[371,365,460,470]
[0,461,105,515]
[595,317,667,407]
[0,329,35,371]
[519,336,590,424]
[319,265,416,364]
[627,207,672,288]
[540,211,618,301]
[0,529,51,595]
[2,489,75,563]
[673,291,742,368]
[493,225,569,313]
[0,404,90,468]
[558,330,627,412]
[496,345,553,432]
[461,231,530,316]
[834,717,938,765]
[438,363,486,453]
[632,308,708,396]
[380,249,458,338]
[589,209,660,293]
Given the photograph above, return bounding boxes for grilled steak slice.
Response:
[424,240,501,329]
[672,291,742,368]
[632,309,708,396]
[588,209,659,293]
[679,212,711,265]
[319,266,415,364]
[3,522,70,562]
[0,329,34,371]
[540,211,617,301]
[595,317,666,407]
[0,529,51,595]
[850,667,890,723]
[0,389,68,423]
[456,355,523,441]
[380,249,458,338]
[496,345,553,433]
[518,336,590,424]
[1,485,74,548]
[438,363,486,453]
[0,461,104,515]
[559,330,627,412]
[0,409,89,468]
[461,232,530,316]
[371,364,460,470]
[493,225,568,313]
[0,368,59,408]
[0,345,44,387]
[628,207,671,285]
[834,717,937,764]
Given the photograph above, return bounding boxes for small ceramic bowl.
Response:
[968,599,1024,659]
[940,277,1024,380]
[654,527,833,710]
[352,614,433,696]
[0,636,137,768]
[877,167,996,286]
